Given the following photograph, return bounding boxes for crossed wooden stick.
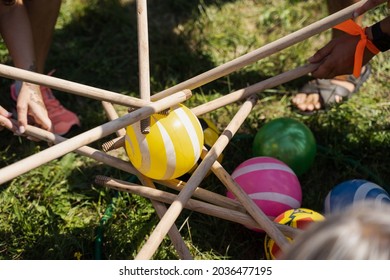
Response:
[0,2,363,260]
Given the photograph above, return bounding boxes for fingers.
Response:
[308,41,334,64]
[309,44,337,79]
[0,106,12,131]
[17,82,52,133]
[311,61,336,79]
[29,103,52,132]
[0,105,12,118]
[16,99,28,134]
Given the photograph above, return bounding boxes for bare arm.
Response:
[309,15,390,79]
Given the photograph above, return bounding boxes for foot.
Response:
[292,77,355,113]
[292,65,371,114]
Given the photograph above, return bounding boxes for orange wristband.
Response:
[333,19,380,78]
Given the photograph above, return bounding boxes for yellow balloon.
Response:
[125,104,204,180]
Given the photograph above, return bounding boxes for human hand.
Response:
[16,82,52,134]
[0,105,14,132]
[308,34,376,78]
[354,0,389,17]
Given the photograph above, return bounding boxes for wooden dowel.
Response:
[209,156,291,250]
[156,178,246,213]
[135,96,260,260]
[192,63,318,116]
[101,135,125,152]
[101,101,126,151]
[101,101,126,132]
[18,121,192,260]
[0,90,191,185]
[4,121,242,216]
[137,0,151,133]
[0,64,150,108]
[95,175,302,239]
[100,101,193,259]
[137,176,193,260]
[150,2,362,101]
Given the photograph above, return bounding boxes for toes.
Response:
[292,93,307,105]
[293,93,322,112]
[335,95,343,103]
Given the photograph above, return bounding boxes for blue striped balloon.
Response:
[324,179,390,214]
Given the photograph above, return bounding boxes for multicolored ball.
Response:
[264,208,325,260]
[324,179,390,214]
[227,157,302,222]
[125,104,204,180]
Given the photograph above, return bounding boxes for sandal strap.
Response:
[300,79,352,105]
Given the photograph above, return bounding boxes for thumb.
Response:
[308,42,334,63]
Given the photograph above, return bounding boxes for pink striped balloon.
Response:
[227,157,302,221]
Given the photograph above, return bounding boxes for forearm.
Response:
[378,16,390,37]
[0,2,37,71]
[366,16,390,52]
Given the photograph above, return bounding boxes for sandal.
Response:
[293,64,371,114]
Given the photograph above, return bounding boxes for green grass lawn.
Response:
[0,0,389,260]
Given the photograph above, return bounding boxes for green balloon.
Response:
[252,117,316,176]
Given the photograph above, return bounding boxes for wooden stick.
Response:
[105,64,317,127]
[0,64,150,108]
[101,135,125,152]
[134,96,265,260]
[15,120,192,260]
[0,90,191,185]
[101,101,127,152]
[95,175,301,239]
[137,176,193,260]
[192,63,318,116]
[156,178,246,213]
[137,0,151,133]
[3,120,243,216]
[209,154,292,249]
[150,2,363,101]
[100,101,193,259]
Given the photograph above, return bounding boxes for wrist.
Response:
[365,26,374,41]
[370,21,390,52]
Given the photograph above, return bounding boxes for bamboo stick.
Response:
[0,64,151,108]
[95,175,301,239]
[0,90,191,185]
[150,2,363,101]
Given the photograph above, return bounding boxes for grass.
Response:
[0,0,389,260]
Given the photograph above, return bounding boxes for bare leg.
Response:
[292,0,365,113]
[19,0,80,135]
[23,0,61,74]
